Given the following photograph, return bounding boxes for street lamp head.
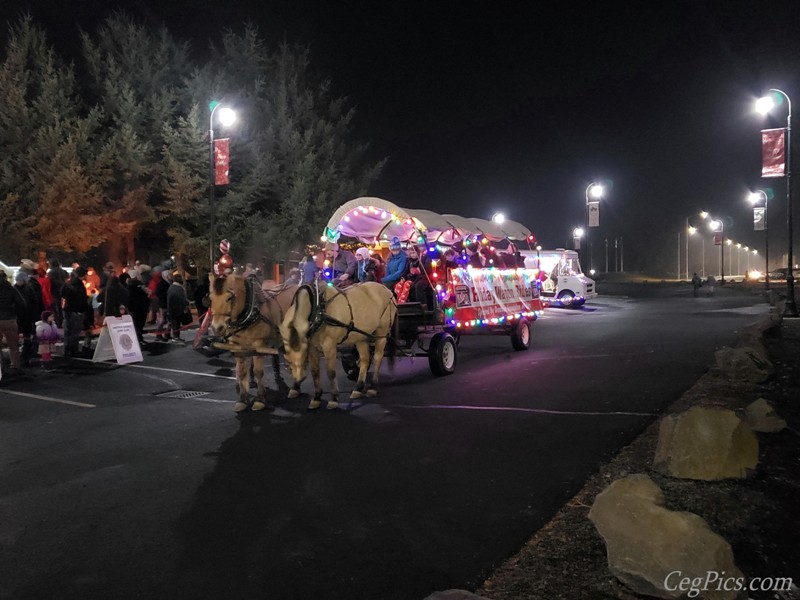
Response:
[492,212,505,224]
[699,211,709,219]
[748,192,763,204]
[736,243,741,248]
[744,246,749,251]
[726,239,732,245]
[752,249,758,255]
[755,95,776,115]
[218,107,236,127]
[688,226,697,235]
[588,184,604,199]
[708,219,723,232]
[573,227,585,239]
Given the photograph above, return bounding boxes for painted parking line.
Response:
[0,389,96,408]
[70,357,237,380]
[400,404,655,417]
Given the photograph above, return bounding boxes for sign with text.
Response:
[588,201,600,227]
[450,268,543,322]
[761,128,786,178]
[92,315,143,364]
[753,207,766,231]
[214,138,230,185]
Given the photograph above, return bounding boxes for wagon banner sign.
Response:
[450,268,541,321]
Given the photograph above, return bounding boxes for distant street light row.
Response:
[682,209,761,281]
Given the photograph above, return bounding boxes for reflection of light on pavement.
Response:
[0,389,95,408]
[399,404,655,417]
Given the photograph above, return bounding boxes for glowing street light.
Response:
[492,212,506,225]
[756,89,798,316]
[209,101,237,269]
[573,227,585,239]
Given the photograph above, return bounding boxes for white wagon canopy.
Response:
[323,197,534,246]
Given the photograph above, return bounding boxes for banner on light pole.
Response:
[713,233,722,246]
[573,237,581,250]
[588,201,600,227]
[754,207,766,231]
[761,128,786,177]
[214,138,230,185]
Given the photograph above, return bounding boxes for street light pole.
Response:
[585,183,603,273]
[208,101,236,270]
[757,89,798,316]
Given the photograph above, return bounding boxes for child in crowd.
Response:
[35,310,60,369]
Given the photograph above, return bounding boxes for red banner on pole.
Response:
[713,233,722,246]
[761,128,786,177]
[214,138,230,185]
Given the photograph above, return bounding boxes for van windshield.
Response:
[551,257,583,277]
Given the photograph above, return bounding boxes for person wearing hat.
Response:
[355,247,378,283]
[383,237,409,290]
[325,242,357,285]
[35,310,60,369]
[0,270,24,371]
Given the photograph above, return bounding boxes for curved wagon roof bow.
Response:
[324,197,533,244]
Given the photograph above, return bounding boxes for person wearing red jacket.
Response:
[37,267,53,313]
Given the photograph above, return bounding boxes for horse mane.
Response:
[212,275,227,295]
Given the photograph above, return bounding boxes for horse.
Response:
[207,273,298,412]
[279,281,397,410]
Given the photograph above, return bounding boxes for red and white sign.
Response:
[761,128,786,178]
[449,268,543,322]
[214,138,230,185]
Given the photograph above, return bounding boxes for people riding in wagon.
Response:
[325,242,357,286]
[355,247,380,283]
[382,236,408,291]
[406,244,434,309]
[465,241,485,268]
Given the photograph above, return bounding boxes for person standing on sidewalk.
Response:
[0,271,24,373]
[35,310,60,370]
[14,271,40,367]
[167,274,190,343]
[48,259,68,327]
[706,274,716,297]
[61,269,88,357]
[156,269,172,341]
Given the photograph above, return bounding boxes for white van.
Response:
[520,249,597,307]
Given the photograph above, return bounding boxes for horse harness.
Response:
[301,283,392,345]
[222,277,281,338]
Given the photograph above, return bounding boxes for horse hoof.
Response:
[308,399,321,410]
[234,402,248,412]
[350,390,362,399]
[288,389,300,399]
[366,389,378,397]
[252,401,266,411]
[327,400,339,410]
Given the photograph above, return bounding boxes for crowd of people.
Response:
[0,257,208,376]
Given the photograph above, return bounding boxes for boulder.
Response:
[589,474,745,599]
[744,398,787,433]
[653,406,758,480]
[715,346,774,383]
[424,591,491,600]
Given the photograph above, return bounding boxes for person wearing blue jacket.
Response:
[383,237,408,290]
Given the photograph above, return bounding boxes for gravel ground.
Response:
[477,320,800,600]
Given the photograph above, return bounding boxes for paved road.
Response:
[0,283,769,600]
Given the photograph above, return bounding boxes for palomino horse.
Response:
[208,274,298,412]
[279,281,397,410]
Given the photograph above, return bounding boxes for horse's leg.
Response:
[367,337,387,397]
[307,346,323,410]
[350,341,370,399]
[234,357,250,412]
[323,340,340,410]
[251,356,267,411]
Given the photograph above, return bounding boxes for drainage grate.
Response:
[155,389,210,399]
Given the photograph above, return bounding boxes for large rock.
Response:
[715,346,773,382]
[653,406,758,480]
[589,474,745,599]
[744,398,787,433]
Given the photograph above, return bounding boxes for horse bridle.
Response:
[219,277,278,339]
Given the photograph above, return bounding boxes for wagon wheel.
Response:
[510,318,531,351]
[428,332,457,376]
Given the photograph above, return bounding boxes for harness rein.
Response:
[301,283,392,345]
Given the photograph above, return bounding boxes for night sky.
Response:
[5,1,800,272]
